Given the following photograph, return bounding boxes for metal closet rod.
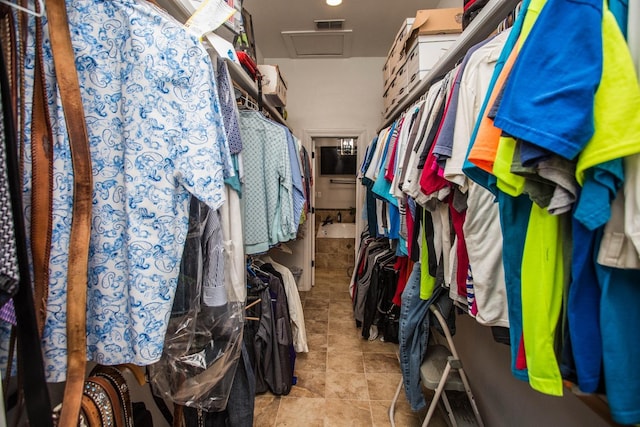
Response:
[379,0,522,131]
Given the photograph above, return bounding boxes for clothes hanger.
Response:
[244,298,261,321]
[246,257,257,277]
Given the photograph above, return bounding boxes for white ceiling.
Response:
[243,0,456,59]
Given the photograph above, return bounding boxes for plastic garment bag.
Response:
[149,197,244,411]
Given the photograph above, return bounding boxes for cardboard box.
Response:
[383,17,414,89]
[257,64,287,107]
[405,8,462,52]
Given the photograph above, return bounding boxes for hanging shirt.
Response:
[432,37,495,167]
[402,81,443,200]
[493,0,603,161]
[26,0,231,381]
[444,29,511,192]
[260,256,308,353]
[216,58,244,155]
[279,127,305,231]
[239,110,294,254]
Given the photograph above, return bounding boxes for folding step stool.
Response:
[389,305,484,427]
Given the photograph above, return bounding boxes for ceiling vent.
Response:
[314,19,345,31]
[281,29,353,58]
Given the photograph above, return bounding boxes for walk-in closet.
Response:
[0,0,638,425]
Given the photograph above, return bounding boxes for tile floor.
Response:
[254,267,448,427]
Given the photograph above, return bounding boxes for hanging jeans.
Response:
[398,263,446,411]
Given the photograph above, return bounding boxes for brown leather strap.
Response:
[45,0,93,424]
[116,363,147,386]
[173,404,184,427]
[30,16,53,335]
[85,376,123,427]
[79,394,102,427]
[91,365,134,427]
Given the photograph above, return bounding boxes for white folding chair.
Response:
[389,305,484,427]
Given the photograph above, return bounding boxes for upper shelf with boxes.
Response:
[156,0,289,126]
[382,8,463,119]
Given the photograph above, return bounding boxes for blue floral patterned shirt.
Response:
[19,0,231,381]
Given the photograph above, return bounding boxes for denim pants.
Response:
[399,262,443,411]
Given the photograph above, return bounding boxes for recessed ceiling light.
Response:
[326,0,342,6]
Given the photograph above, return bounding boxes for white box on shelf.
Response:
[257,64,288,107]
[406,34,458,85]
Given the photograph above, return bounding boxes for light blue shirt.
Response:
[239,111,294,254]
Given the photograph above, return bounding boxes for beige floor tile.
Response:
[328,333,363,352]
[390,397,449,427]
[361,337,398,354]
[254,394,280,427]
[370,400,395,427]
[372,399,432,427]
[363,353,401,374]
[329,305,354,319]
[329,290,353,302]
[295,351,327,373]
[313,274,338,284]
[330,299,354,310]
[276,397,326,427]
[306,318,329,335]
[328,319,361,339]
[304,307,329,322]
[309,286,333,297]
[287,371,326,398]
[304,297,331,310]
[306,333,328,352]
[366,372,403,401]
[324,399,373,427]
[327,351,365,373]
[325,372,369,400]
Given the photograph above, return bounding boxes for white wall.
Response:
[264,57,385,140]
[437,0,463,7]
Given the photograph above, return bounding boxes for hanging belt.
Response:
[31,7,53,335]
[44,0,93,424]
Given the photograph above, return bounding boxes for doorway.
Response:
[312,136,358,282]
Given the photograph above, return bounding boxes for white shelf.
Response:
[224,58,288,126]
[380,0,522,130]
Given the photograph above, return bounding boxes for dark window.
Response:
[320,146,357,175]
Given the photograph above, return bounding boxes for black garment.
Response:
[261,270,293,395]
[491,326,511,346]
[245,275,272,394]
[246,272,293,396]
[362,176,379,237]
[354,244,393,327]
[261,263,296,379]
[183,342,256,427]
[362,259,397,340]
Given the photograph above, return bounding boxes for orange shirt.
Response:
[466,39,520,173]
